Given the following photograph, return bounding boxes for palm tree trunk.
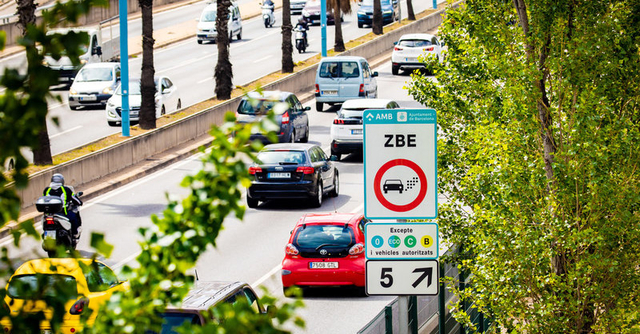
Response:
[372,0,382,35]
[407,0,415,20]
[333,0,345,51]
[281,0,294,73]
[138,0,156,129]
[215,0,233,100]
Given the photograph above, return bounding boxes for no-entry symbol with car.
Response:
[363,109,437,219]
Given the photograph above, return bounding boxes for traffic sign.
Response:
[363,109,437,219]
[365,223,439,260]
[366,260,439,295]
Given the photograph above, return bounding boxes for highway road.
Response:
[0,0,438,161]
[2,60,436,333]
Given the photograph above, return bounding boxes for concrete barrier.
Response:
[15,6,448,211]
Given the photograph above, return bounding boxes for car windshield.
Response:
[398,39,432,47]
[361,0,392,5]
[115,79,159,95]
[237,99,289,115]
[200,9,216,22]
[294,225,354,248]
[76,67,113,82]
[385,179,402,185]
[7,274,78,300]
[157,313,202,334]
[319,61,360,78]
[257,150,306,164]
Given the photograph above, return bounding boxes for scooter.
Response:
[294,26,307,53]
[37,193,82,257]
[261,3,275,28]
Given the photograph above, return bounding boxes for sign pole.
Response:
[119,0,130,136]
[398,295,409,334]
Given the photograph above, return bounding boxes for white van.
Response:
[196,2,242,44]
[314,56,378,111]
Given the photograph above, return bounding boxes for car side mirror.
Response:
[266,305,277,318]
[304,106,311,111]
[77,191,83,197]
[372,71,379,77]
[330,155,339,161]
[393,41,398,46]
[93,45,102,56]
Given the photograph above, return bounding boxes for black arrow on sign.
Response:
[412,267,433,288]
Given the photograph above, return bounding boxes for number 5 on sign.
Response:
[366,260,439,296]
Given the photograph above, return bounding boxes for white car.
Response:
[105,76,181,126]
[196,2,242,44]
[391,33,445,75]
[68,62,121,110]
[330,98,399,160]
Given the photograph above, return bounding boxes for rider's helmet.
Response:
[298,17,306,24]
[51,173,65,185]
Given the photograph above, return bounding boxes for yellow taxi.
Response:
[2,258,128,333]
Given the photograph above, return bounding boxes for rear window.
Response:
[398,39,432,47]
[294,225,355,248]
[7,274,78,300]
[319,61,360,78]
[158,313,202,334]
[257,150,306,164]
[339,108,366,119]
[237,99,289,115]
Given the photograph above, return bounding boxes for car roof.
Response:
[171,281,248,311]
[262,143,316,151]
[398,33,437,41]
[13,258,102,276]
[244,90,293,101]
[320,56,367,62]
[341,98,395,109]
[295,212,364,226]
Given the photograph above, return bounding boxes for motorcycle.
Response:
[261,3,275,28]
[37,193,83,257]
[294,26,307,53]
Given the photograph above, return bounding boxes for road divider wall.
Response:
[15,5,449,212]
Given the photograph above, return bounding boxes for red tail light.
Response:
[349,243,365,255]
[394,46,402,51]
[424,46,434,51]
[296,166,315,174]
[282,111,290,124]
[69,298,89,315]
[333,119,344,124]
[46,217,55,225]
[358,84,365,97]
[285,243,299,255]
[315,84,320,94]
[249,166,262,175]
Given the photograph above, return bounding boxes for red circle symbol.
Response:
[373,159,427,212]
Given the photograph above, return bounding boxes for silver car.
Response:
[68,62,120,110]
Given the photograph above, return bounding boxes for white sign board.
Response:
[363,109,437,219]
[365,223,439,260]
[366,260,439,296]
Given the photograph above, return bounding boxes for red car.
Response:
[281,213,369,296]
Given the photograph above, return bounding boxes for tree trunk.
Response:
[17,0,53,165]
[372,0,382,35]
[215,0,233,100]
[333,0,345,52]
[281,0,294,73]
[406,0,415,20]
[138,0,156,129]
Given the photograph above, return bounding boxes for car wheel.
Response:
[161,105,166,116]
[237,29,242,40]
[176,99,182,110]
[301,124,309,143]
[47,250,56,258]
[392,65,399,75]
[316,102,323,111]
[247,196,259,208]
[331,149,341,161]
[358,22,363,28]
[108,121,118,127]
[312,180,323,207]
[283,287,294,298]
[329,170,339,197]
[197,40,203,45]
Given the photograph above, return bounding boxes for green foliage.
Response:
[408,0,640,332]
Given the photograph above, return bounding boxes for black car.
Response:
[247,143,339,208]
[236,91,310,144]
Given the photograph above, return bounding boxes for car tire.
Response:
[329,170,339,197]
[301,124,309,142]
[392,65,399,75]
[237,29,242,40]
[230,32,233,41]
[176,99,182,110]
[108,121,118,127]
[161,105,166,116]
[358,22,363,28]
[283,287,294,298]
[197,40,203,44]
[247,196,259,208]
[316,102,323,111]
[47,250,56,258]
[312,180,323,207]
[331,149,341,161]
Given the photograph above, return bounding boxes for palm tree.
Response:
[372,0,382,35]
[138,0,156,129]
[215,0,233,99]
[407,0,415,20]
[327,0,354,52]
[17,0,53,165]
[281,0,293,73]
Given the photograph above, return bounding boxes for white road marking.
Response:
[50,125,83,139]
[197,76,213,84]
[253,55,273,63]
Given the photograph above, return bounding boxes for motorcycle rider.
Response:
[294,16,309,47]
[43,173,83,239]
[263,0,274,13]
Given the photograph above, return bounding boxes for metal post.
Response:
[397,0,401,24]
[459,267,465,334]
[119,0,130,136]
[433,0,437,9]
[409,296,418,334]
[399,296,409,334]
[385,304,393,334]
[439,261,445,334]
[320,0,327,57]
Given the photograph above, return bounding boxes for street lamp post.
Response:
[321,0,327,57]
[119,0,130,136]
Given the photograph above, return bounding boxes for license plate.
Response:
[44,230,56,239]
[310,262,339,269]
[268,172,290,178]
[79,95,97,101]
[405,57,417,62]
[322,90,338,96]
[351,129,363,135]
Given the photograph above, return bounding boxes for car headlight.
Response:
[383,9,392,14]
[42,59,49,66]
[357,10,366,15]
[107,109,117,117]
[80,59,88,65]
[102,86,114,95]
[69,88,77,95]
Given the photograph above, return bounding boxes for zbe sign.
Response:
[363,109,437,219]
